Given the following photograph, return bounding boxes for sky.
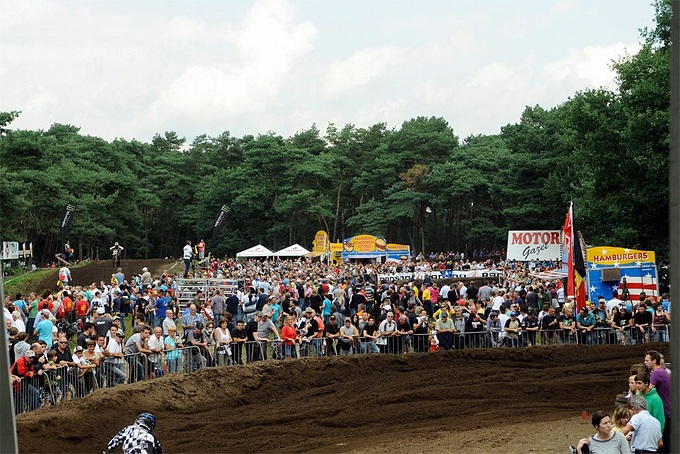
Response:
[0,0,655,144]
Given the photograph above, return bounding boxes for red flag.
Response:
[563,206,574,299]
[563,203,588,311]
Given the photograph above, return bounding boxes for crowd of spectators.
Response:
[573,349,671,453]
[4,255,672,415]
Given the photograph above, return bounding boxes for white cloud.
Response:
[543,42,641,90]
[149,0,318,125]
[322,46,406,97]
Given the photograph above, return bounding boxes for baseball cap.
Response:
[25,350,36,358]
[97,307,105,315]
[511,311,518,317]
[74,346,84,353]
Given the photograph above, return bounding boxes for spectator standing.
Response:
[182,240,193,278]
[621,395,662,454]
[634,371,665,434]
[644,350,671,453]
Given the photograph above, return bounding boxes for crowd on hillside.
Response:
[5,254,672,415]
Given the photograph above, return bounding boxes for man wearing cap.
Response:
[503,311,522,347]
[10,350,41,412]
[301,307,325,356]
[520,310,540,347]
[323,315,341,356]
[434,311,455,350]
[140,267,152,288]
[93,308,114,339]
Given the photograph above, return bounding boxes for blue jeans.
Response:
[166,357,181,374]
[361,341,380,354]
[183,259,191,277]
[104,362,126,386]
[283,344,297,358]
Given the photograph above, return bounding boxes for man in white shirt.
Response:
[183,240,193,278]
[606,290,623,316]
[621,395,662,453]
[492,290,505,312]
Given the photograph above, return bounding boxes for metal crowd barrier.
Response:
[12,325,671,415]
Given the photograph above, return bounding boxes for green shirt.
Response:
[639,388,665,432]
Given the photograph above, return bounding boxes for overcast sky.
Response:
[1,0,654,144]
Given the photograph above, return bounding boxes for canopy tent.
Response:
[273,243,310,257]
[235,244,274,259]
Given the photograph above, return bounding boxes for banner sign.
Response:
[312,230,330,253]
[60,203,77,245]
[212,204,231,240]
[586,246,655,266]
[586,246,658,302]
[506,230,562,261]
[1,242,20,260]
[377,269,503,282]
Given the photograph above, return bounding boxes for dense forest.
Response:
[0,1,671,264]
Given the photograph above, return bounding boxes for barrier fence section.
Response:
[12,325,671,415]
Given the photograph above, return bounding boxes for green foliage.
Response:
[0,2,670,260]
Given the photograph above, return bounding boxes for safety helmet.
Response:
[135,412,156,431]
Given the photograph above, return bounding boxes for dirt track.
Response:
[16,343,667,453]
[36,259,181,292]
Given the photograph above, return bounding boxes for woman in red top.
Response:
[281,315,298,359]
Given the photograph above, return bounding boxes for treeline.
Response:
[0,1,671,263]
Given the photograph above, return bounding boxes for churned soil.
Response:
[16,343,667,453]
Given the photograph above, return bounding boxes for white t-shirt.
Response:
[183,245,193,260]
[492,296,504,311]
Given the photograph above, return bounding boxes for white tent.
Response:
[235,244,274,259]
[273,243,310,257]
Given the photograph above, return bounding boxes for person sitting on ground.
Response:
[575,410,628,454]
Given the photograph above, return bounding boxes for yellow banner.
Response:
[344,234,387,253]
[587,246,655,265]
[331,243,343,252]
[312,230,329,253]
[387,243,409,252]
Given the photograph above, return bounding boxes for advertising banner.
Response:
[313,230,330,253]
[506,230,562,261]
[586,246,658,302]
[377,269,503,282]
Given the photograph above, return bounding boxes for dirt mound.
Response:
[16,343,667,453]
[35,259,181,293]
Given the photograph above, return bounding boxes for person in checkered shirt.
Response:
[106,412,163,454]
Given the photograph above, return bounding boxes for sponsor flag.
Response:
[60,203,77,245]
[562,203,587,310]
[211,204,231,240]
